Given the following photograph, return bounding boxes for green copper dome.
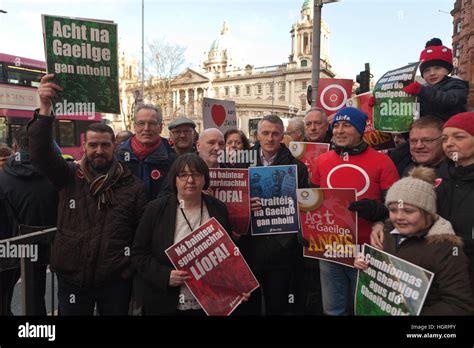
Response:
[302,0,313,10]
[209,20,230,52]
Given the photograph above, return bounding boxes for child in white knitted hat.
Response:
[355,166,473,315]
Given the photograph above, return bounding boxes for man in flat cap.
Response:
[168,116,197,157]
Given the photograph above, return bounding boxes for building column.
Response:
[300,33,304,56]
[172,90,176,111]
[193,88,198,116]
[184,89,189,115]
[291,32,295,57]
[289,81,296,106]
[303,32,307,54]
[296,33,300,56]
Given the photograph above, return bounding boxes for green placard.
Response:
[373,62,420,132]
[355,244,434,316]
[42,15,120,114]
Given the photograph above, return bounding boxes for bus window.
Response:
[0,63,4,83]
[57,120,76,147]
[5,66,43,87]
[0,118,6,144]
[8,124,23,147]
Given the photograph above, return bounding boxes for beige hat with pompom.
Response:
[385,166,437,216]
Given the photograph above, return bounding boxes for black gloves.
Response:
[348,198,388,222]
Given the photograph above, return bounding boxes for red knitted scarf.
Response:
[131,135,162,161]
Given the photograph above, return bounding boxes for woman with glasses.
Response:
[131,153,238,315]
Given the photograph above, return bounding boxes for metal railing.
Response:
[0,227,57,315]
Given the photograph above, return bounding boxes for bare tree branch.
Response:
[146,39,186,79]
[138,38,186,116]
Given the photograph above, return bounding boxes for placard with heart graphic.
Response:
[203,97,237,133]
[211,104,226,126]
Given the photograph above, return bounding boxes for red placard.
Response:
[297,188,358,267]
[208,168,250,235]
[165,218,259,316]
[316,78,353,116]
[288,142,330,182]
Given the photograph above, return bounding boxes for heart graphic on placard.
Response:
[211,104,226,127]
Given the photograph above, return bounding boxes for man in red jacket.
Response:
[312,106,399,315]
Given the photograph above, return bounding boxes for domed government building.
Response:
[116,0,336,136]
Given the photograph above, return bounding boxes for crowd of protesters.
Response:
[0,38,473,316]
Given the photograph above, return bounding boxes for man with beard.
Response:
[27,74,147,315]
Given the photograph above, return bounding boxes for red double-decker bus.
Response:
[0,53,102,159]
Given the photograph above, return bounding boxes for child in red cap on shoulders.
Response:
[403,38,469,122]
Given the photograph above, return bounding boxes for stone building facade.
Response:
[113,0,336,136]
[451,0,474,109]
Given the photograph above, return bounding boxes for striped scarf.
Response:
[79,156,124,210]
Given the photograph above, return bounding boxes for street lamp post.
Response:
[141,0,145,98]
[311,0,338,107]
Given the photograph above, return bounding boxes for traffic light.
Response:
[306,85,313,106]
[356,63,371,95]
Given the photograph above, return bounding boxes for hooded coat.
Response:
[383,216,473,315]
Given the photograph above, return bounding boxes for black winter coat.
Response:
[0,155,58,240]
[238,143,310,271]
[389,143,412,177]
[418,76,468,121]
[0,155,58,271]
[131,193,231,314]
[27,112,148,288]
[436,160,474,289]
